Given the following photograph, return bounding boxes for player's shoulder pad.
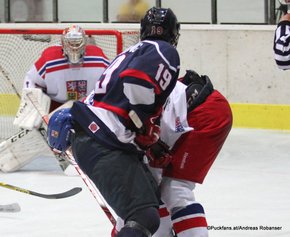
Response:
[148,40,180,72]
[40,45,63,60]
[157,40,180,69]
[85,44,108,59]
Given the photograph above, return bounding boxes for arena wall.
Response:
[0,23,289,130]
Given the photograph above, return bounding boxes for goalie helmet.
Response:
[61,25,86,64]
[140,7,180,47]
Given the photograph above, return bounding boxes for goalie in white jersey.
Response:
[0,25,109,173]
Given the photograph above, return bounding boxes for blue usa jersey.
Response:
[71,39,180,152]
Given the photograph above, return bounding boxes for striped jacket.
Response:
[274,20,290,70]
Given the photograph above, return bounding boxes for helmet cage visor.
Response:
[62,28,86,64]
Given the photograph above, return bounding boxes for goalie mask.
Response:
[140,7,180,47]
[61,25,86,65]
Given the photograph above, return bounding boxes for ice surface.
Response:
[1,128,290,237]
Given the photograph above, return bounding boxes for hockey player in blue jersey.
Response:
[47,7,180,237]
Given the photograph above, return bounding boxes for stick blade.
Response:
[37,187,83,199]
[54,187,82,199]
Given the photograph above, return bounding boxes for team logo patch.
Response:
[175,116,185,132]
[51,130,59,138]
[88,121,99,133]
[66,80,87,100]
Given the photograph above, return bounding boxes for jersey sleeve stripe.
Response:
[84,56,110,66]
[120,68,161,94]
[91,101,130,120]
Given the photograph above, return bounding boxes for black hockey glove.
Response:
[179,69,205,86]
[146,139,172,168]
[180,70,214,112]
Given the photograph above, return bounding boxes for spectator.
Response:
[117,0,149,22]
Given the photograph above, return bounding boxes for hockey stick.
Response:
[0,203,21,213]
[128,110,144,131]
[0,65,69,171]
[0,182,81,199]
[26,92,116,225]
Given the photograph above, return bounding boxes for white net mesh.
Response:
[0,29,140,142]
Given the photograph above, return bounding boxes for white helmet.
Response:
[61,25,86,64]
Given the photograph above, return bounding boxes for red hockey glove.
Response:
[133,108,163,150]
[134,122,160,150]
[146,140,172,168]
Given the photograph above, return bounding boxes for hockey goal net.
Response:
[0,28,139,142]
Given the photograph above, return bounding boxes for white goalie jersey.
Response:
[1,43,109,173]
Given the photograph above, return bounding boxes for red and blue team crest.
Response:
[66,80,87,100]
[175,116,185,132]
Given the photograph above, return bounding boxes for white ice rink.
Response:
[1,128,290,237]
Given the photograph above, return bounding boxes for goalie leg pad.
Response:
[0,129,51,172]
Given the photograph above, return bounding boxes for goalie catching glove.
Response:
[47,108,74,153]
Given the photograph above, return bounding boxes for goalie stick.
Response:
[26,92,117,225]
[0,182,82,199]
[0,65,69,172]
[0,203,21,212]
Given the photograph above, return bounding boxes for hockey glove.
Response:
[146,139,172,168]
[134,121,160,150]
[132,108,163,150]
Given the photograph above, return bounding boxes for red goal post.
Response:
[0,28,139,59]
[0,28,139,142]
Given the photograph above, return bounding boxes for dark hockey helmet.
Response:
[140,7,180,47]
